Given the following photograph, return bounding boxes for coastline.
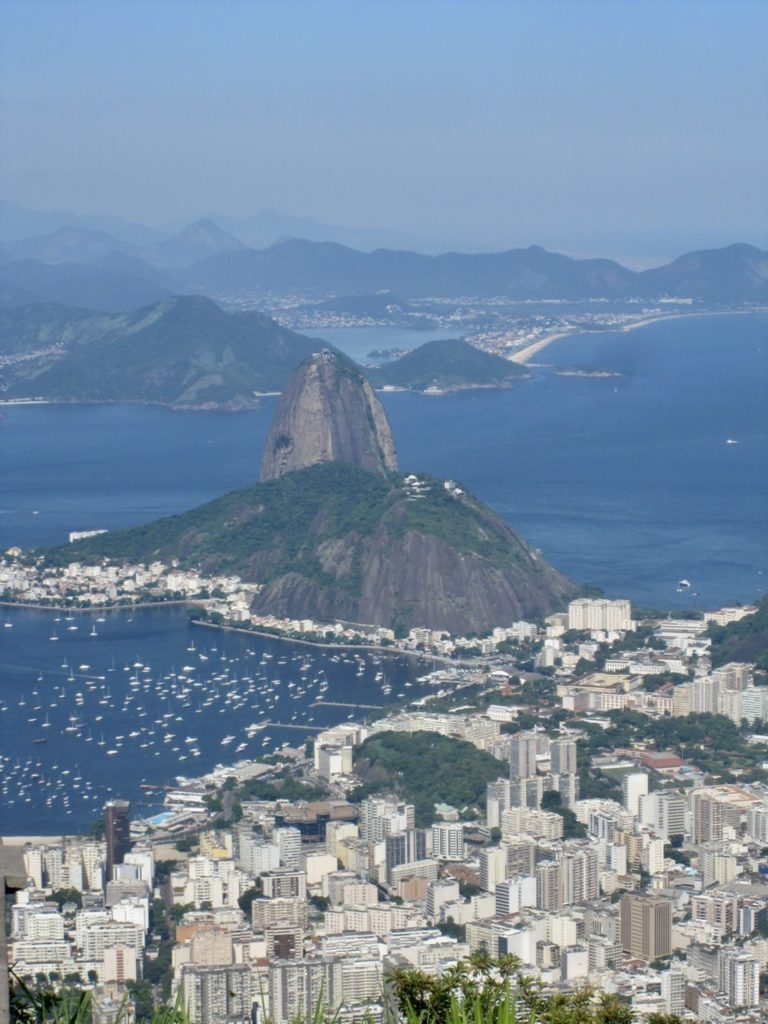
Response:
[508,308,767,365]
[508,330,572,364]
[191,617,473,668]
[0,598,204,613]
[1,596,478,665]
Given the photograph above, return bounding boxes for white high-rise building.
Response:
[718,947,759,1008]
[238,835,280,876]
[479,847,507,893]
[181,963,253,1024]
[486,779,511,829]
[568,598,632,632]
[642,837,666,876]
[275,828,303,871]
[639,791,687,840]
[431,823,465,860]
[740,688,768,724]
[358,797,413,841]
[495,875,536,916]
[661,970,686,1014]
[746,806,768,844]
[622,773,649,816]
[561,844,599,905]
[426,879,460,921]
[700,843,738,887]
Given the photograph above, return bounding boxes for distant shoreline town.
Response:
[1,551,755,660]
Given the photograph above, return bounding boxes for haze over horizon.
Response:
[1,0,766,263]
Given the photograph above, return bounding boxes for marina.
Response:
[0,604,434,835]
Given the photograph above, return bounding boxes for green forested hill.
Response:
[709,597,768,670]
[2,296,322,407]
[354,730,506,825]
[369,338,527,391]
[43,461,574,634]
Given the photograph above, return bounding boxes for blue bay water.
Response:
[0,312,766,834]
[0,605,433,834]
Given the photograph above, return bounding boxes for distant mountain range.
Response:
[182,240,768,303]
[0,218,245,269]
[1,197,766,310]
[0,199,410,255]
[0,199,164,247]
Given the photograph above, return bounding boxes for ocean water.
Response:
[1,312,766,833]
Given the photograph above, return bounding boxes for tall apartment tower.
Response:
[550,738,578,775]
[181,963,252,1024]
[689,789,742,844]
[505,836,536,877]
[536,860,563,912]
[359,797,413,841]
[718,948,760,1008]
[431,823,465,860]
[275,827,303,870]
[268,958,326,1024]
[479,847,507,893]
[510,732,541,780]
[561,844,599,905]
[622,773,649,816]
[620,894,672,961]
[384,829,427,880]
[486,779,511,828]
[104,800,131,882]
[660,970,686,1015]
[639,791,687,841]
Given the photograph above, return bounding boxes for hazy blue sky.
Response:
[1,0,766,259]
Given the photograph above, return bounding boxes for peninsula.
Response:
[47,352,575,634]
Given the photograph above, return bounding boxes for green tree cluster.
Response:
[355,730,506,825]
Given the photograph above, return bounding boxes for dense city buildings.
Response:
[5,596,768,1022]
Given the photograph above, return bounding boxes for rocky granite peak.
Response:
[260,350,398,481]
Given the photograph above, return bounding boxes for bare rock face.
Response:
[260,351,397,481]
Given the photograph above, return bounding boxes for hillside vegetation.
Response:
[369,338,527,391]
[1,296,322,407]
[353,730,506,825]
[43,462,574,634]
[709,597,768,670]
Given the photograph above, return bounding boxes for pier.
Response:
[310,700,383,710]
[269,722,325,732]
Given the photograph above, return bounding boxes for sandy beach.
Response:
[508,308,766,365]
[509,330,573,364]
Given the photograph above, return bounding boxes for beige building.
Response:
[620,893,672,961]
